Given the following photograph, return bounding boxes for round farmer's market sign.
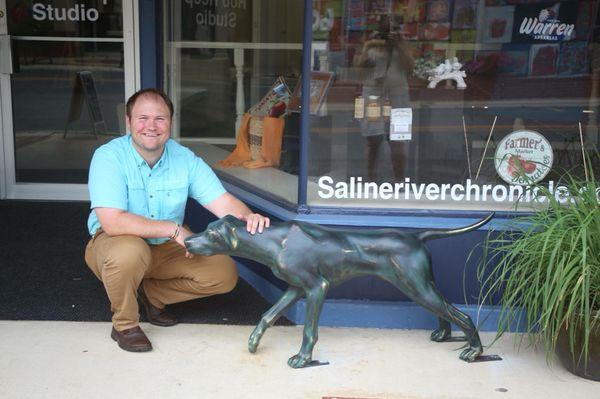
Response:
[494,130,553,185]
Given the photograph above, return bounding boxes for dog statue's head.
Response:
[184,215,241,256]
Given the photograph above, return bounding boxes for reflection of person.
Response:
[355,14,414,182]
[84,88,270,352]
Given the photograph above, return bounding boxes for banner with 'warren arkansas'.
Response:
[511,1,577,43]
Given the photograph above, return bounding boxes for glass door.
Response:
[0,0,137,200]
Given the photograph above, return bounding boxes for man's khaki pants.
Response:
[85,231,238,331]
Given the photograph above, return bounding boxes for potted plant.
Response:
[477,159,599,381]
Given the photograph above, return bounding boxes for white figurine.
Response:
[427,57,467,89]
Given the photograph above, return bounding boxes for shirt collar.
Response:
[127,135,169,169]
[156,143,168,168]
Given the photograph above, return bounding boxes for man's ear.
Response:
[125,116,131,134]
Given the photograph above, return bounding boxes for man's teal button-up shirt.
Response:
[87,135,226,244]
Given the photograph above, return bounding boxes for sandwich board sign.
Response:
[64,71,107,138]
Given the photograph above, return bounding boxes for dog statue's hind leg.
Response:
[386,255,483,362]
[443,305,483,361]
[248,286,304,353]
[288,278,330,368]
[416,285,483,361]
[430,318,453,342]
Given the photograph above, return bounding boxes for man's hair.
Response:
[126,88,174,118]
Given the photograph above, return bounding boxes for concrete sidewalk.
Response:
[0,321,597,399]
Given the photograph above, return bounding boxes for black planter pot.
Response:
[556,320,600,381]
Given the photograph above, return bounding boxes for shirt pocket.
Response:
[127,184,147,211]
[158,179,189,219]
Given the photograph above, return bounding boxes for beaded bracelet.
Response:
[169,222,181,240]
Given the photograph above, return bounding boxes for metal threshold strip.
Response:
[12,36,124,43]
[168,41,302,50]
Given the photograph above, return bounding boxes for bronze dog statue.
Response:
[185,213,493,368]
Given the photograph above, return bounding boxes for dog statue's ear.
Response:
[218,214,242,249]
[222,214,239,224]
[221,214,246,231]
[206,218,224,230]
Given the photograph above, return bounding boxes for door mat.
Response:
[0,200,292,326]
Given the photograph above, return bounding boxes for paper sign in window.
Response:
[390,108,413,141]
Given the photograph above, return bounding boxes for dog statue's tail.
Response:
[417,213,494,242]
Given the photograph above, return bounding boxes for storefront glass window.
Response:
[308,0,600,211]
[164,0,304,206]
[6,0,125,184]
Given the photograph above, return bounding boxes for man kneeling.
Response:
[84,88,269,352]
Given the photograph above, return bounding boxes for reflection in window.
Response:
[308,0,600,211]
[7,0,126,184]
[11,41,124,183]
[164,0,303,205]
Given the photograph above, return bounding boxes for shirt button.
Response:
[151,214,154,218]
[150,195,153,198]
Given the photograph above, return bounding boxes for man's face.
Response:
[126,94,171,161]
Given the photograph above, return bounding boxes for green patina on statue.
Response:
[185,213,493,368]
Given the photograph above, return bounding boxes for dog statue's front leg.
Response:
[248,287,304,353]
[288,279,329,368]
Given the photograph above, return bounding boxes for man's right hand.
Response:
[174,224,194,258]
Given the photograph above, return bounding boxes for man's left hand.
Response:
[239,213,270,234]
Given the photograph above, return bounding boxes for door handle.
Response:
[0,35,12,74]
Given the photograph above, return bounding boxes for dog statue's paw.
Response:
[248,340,258,354]
[248,324,266,353]
[248,334,261,353]
[430,328,452,342]
[459,346,483,362]
[287,353,312,368]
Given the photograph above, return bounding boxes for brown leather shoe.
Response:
[111,326,152,352]
[138,285,178,327]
